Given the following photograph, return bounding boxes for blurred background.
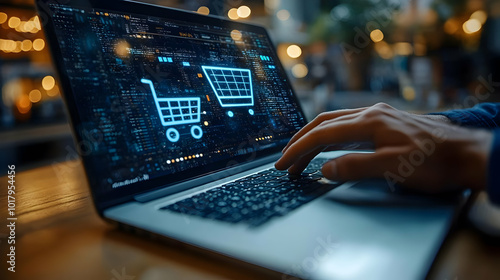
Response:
[1,0,499,171]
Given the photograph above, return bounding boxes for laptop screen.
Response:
[42,1,306,203]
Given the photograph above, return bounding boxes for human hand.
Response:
[275,103,493,192]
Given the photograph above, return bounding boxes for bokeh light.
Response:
[277,10,290,21]
[402,86,416,101]
[292,64,308,78]
[23,21,34,32]
[265,0,280,10]
[287,44,302,58]
[228,8,239,20]
[197,6,210,15]
[42,76,56,91]
[16,95,32,114]
[33,16,41,30]
[374,41,393,59]
[470,10,487,24]
[444,18,460,34]
[394,42,413,56]
[231,30,243,41]
[13,41,22,53]
[370,29,384,43]
[463,18,482,34]
[8,17,21,29]
[237,6,251,18]
[29,89,42,103]
[114,40,131,58]
[46,85,60,97]
[0,13,7,24]
[21,40,32,52]
[33,39,45,51]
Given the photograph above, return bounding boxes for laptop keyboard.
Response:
[160,158,340,227]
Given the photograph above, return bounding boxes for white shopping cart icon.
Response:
[141,79,203,143]
[201,66,255,117]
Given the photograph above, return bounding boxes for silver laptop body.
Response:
[37,0,467,279]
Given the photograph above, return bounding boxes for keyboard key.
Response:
[160,158,340,227]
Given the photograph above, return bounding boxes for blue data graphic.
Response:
[202,66,254,116]
[47,3,306,191]
[141,79,203,142]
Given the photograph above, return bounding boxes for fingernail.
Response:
[322,161,338,180]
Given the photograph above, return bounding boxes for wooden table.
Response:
[1,161,500,280]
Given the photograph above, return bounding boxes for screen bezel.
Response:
[36,0,308,215]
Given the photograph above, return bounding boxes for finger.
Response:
[276,118,372,170]
[287,146,327,174]
[283,108,367,153]
[287,141,377,174]
[321,149,400,181]
[323,141,376,152]
[283,107,368,153]
[287,141,375,175]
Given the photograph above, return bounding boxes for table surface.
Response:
[1,160,500,280]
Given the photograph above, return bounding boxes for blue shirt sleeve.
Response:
[430,103,499,129]
[431,103,500,205]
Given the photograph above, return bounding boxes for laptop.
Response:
[36,0,468,279]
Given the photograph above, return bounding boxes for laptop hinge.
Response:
[133,153,281,203]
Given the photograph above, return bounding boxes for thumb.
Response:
[321,152,394,182]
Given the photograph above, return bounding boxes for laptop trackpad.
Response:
[326,179,464,206]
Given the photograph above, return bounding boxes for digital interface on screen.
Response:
[49,3,305,191]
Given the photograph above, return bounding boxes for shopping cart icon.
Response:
[201,66,255,117]
[141,79,203,143]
